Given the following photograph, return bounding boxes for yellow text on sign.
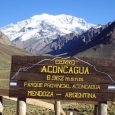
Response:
[41,66,89,74]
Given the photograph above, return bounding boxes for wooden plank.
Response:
[9,56,115,101]
[11,81,114,93]
[10,72,113,84]
[0,89,9,96]
[10,56,115,70]
[10,73,115,84]
[10,63,115,73]
[9,88,115,101]
[10,56,115,83]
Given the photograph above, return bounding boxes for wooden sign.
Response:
[9,56,115,101]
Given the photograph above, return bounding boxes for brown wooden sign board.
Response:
[9,56,115,101]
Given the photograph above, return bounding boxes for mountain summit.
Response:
[0,14,95,51]
[1,14,95,41]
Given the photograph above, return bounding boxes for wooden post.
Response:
[55,101,61,115]
[0,96,3,115]
[98,101,107,115]
[94,105,98,115]
[17,98,26,115]
[69,111,73,115]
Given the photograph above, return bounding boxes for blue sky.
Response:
[0,0,115,27]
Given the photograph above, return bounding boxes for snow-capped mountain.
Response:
[0,14,96,53]
[1,14,95,41]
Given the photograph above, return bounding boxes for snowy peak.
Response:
[29,13,95,32]
[0,14,96,42]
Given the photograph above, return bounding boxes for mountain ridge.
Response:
[39,21,115,58]
[0,14,96,51]
[1,14,95,40]
[1,14,114,59]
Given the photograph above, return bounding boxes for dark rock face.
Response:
[40,21,115,57]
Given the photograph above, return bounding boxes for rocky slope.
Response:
[39,21,115,58]
[0,31,11,45]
